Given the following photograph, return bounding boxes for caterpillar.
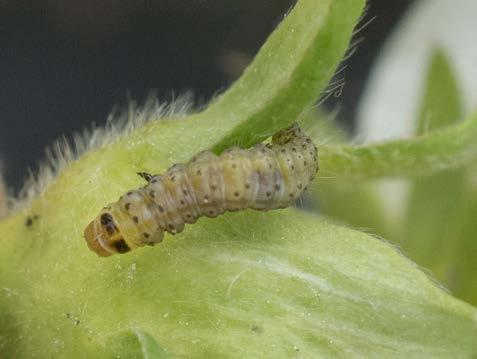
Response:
[84,123,318,256]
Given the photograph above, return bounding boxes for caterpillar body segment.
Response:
[84,123,319,256]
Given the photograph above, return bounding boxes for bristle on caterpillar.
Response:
[84,123,319,256]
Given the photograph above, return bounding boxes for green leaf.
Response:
[314,178,392,237]
[106,329,168,358]
[454,191,477,304]
[1,210,476,357]
[400,48,477,306]
[415,49,463,134]
[203,0,364,152]
[401,48,468,293]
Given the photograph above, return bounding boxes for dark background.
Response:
[0,0,415,189]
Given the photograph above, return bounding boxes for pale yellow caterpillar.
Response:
[84,123,318,256]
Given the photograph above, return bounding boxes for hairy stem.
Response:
[319,110,477,179]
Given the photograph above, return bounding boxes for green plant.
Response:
[0,0,476,357]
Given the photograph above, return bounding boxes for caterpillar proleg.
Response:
[84,123,318,256]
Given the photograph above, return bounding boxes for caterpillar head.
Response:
[84,208,131,257]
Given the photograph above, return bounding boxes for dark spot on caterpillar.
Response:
[100,213,112,225]
[125,203,131,211]
[303,161,307,166]
[113,238,130,253]
[245,183,251,189]
[180,199,185,205]
[158,205,164,213]
[309,152,313,156]
[105,223,117,235]
[289,193,294,198]
[302,144,307,149]
[151,179,158,184]
[298,183,303,190]
[168,224,175,230]
[291,165,295,170]
[268,163,272,169]
[275,184,280,191]
[209,210,215,215]
[132,216,139,223]
[266,192,271,197]
[204,195,209,202]
[234,191,240,197]
[281,149,286,153]
[210,184,217,190]
[149,191,155,198]
[232,163,237,169]
[306,138,311,143]
[292,147,297,152]
[170,176,176,182]
[182,189,188,195]
[186,214,192,218]
[196,170,202,175]
[127,191,133,196]
[143,232,150,238]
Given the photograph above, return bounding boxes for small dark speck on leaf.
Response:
[251,325,263,334]
[25,214,39,228]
